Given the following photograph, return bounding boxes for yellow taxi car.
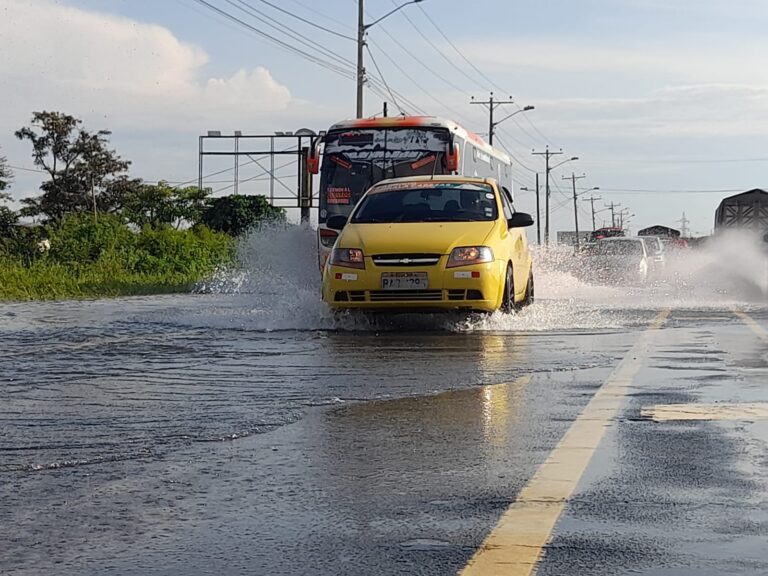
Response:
[321,175,534,312]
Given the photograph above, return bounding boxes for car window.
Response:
[588,239,644,256]
[499,187,514,220]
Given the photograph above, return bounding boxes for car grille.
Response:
[371,253,441,267]
[334,289,483,303]
[369,290,443,301]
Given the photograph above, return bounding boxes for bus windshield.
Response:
[319,127,451,221]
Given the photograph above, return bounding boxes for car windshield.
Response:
[586,239,644,256]
[351,182,498,223]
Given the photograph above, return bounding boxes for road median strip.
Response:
[460,309,670,576]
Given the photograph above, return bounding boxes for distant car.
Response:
[591,226,625,240]
[640,236,667,276]
[579,237,651,285]
[321,175,535,312]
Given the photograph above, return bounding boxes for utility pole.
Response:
[605,202,621,228]
[356,0,424,119]
[532,147,561,245]
[521,176,542,245]
[678,211,690,237]
[582,193,602,231]
[563,173,586,249]
[470,93,516,145]
[356,0,365,119]
[535,173,541,244]
[533,147,576,244]
[617,208,631,229]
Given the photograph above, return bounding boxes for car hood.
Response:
[339,221,496,255]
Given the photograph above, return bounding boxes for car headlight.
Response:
[446,246,494,268]
[330,248,366,269]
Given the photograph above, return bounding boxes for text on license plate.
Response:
[381,272,428,290]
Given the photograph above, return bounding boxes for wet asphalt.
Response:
[1,295,767,575]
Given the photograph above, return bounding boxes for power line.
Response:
[286,0,352,29]
[415,4,499,92]
[394,3,485,91]
[493,135,539,174]
[189,0,422,116]
[226,0,356,71]
[373,18,473,99]
[598,187,743,194]
[188,0,356,79]
[412,2,552,144]
[252,0,355,40]
[367,39,473,124]
[364,44,403,114]
[8,165,46,174]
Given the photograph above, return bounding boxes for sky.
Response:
[2,0,768,236]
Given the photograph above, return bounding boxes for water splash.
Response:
[192,225,767,333]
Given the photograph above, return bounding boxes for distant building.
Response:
[637,225,681,238]
[714,189,768,232]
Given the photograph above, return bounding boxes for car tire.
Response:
[521,271,534,307]
[501,264,518,313]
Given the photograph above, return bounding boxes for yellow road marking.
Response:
[460,309,670,576]
[643,403,768,422]
[730,306,768,340]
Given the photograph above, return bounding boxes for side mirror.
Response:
[507,212,534,228]
[445,142,460,172]
[326,215,348,231]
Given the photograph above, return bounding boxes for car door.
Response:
[499,186,529,295]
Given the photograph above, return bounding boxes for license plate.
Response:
[381,272,428,290]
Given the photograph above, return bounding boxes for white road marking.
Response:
[642,403,768,422]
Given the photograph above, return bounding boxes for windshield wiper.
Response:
[352,217,387,224]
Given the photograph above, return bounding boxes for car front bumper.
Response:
[322,260,505,312]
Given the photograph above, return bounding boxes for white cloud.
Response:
[0,0,292,133]
[524,84,768,139]
[460,39,768,86]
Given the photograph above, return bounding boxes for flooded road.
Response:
[2,229,768,575]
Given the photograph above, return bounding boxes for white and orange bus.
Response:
[308,116,515,269]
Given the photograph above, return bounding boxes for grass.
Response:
[0,257,226,300]
[0,216,236,301]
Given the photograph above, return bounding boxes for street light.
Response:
[488,104,534,145]
[357,0,425,118]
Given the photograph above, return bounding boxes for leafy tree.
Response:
[120,181,211,229]
[0,206,18,238]
[200,194,285,236]
[0,147,12,203]
[15,111,130,221]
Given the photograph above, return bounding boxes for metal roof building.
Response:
[637,225,681,237]
[714,189,768,231]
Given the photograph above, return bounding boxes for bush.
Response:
[0,214,235,300]
[47,214,135,265]
[200,194,285,236]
